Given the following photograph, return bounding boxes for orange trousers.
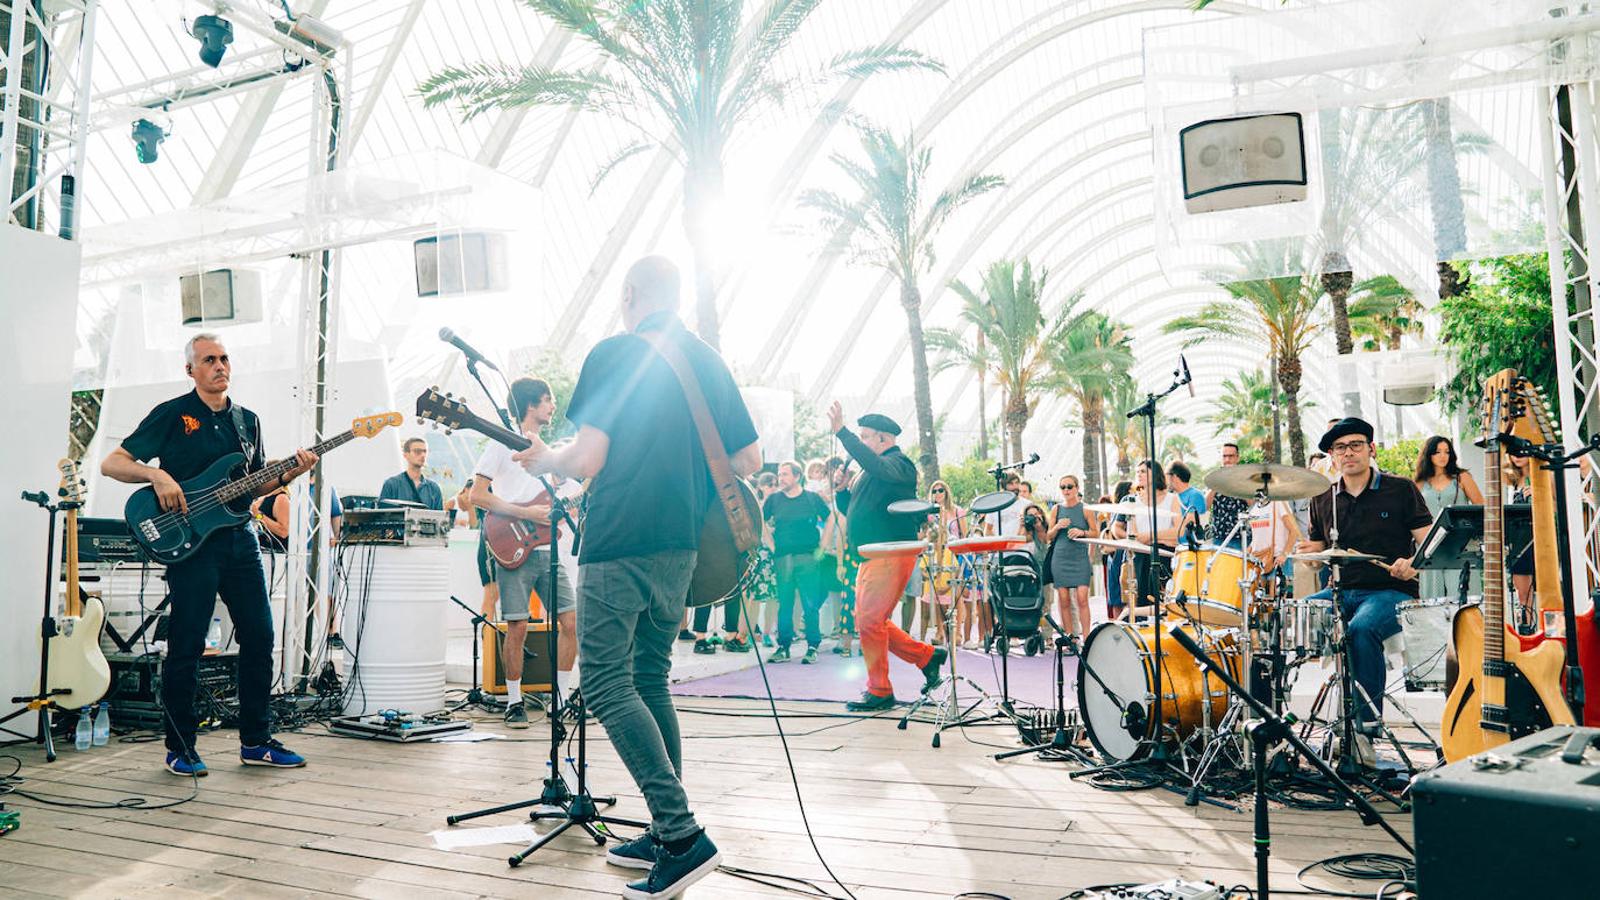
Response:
[854,553,935,697]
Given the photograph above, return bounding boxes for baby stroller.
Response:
[988,549,1047,656]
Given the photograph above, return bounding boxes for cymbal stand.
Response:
[899,552,1009,746]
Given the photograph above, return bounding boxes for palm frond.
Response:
[588,139,659,195]
[918,173,1004,252]
[1163,303,1252,345]
[417,63,621,119]
[823,43,946,80]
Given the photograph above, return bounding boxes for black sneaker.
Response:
[920,646,948,693]
[722,637,751,653]
[623,830,721,900]
[768,647,791,663]
[606,832,657,871]
[801,647,819,665]
[677,629,696,642]
[504,701,530,729]
[845,691,896,712]
[327,632,345,650]
[693,638,717,655]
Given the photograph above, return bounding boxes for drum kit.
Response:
[1067,461,1424,796]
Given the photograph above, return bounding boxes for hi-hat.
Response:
[1083,502,1175,521]
[888,498,939,517]
[1205,463,1329,501]
[1077,536,1174,558]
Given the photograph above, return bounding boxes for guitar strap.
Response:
[641,332,759,554]
[228,403,259,471]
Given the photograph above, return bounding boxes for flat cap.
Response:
[856,413,902,436]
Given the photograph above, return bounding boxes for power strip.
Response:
[1077,880,1224,900]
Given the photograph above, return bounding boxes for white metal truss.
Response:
[2,0,96,235]
[1538,80,1600,603]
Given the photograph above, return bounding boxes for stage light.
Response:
[131,119,168,164]
[190,14,234,68]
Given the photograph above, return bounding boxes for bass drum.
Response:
[1077,619,1242,762]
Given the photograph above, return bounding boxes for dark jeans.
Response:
[162,524,274,754]
[578,550,699,841]
[692,598,740,633]
[1308,586,1405,726]
[774,553,824,650]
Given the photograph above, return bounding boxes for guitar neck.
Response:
[1484,442,1506,663]
[467,416,531,452]
[214,430,357,503]
[63,507,81,617]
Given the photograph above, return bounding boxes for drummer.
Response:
[1111,460,1182,610]
[1293,417,1432,755]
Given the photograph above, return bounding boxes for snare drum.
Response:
[1283,597,1336,658]
[1078,619,1242,762]
[1397,596,1474,691]
[1167,545,1256,626]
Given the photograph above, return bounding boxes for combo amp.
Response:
[482,620,554,694]
[341,508,450,546]
[1413,725,1600,898]
[74,516,148,564]
[104,652,239,731]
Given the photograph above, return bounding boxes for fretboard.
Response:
[213,430,358,503]
[1484,442,1505,662]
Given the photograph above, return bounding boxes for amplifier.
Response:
[105,652,238,730]
[482,621,553,694]
[1412,725,1600,898]
[75,516,148,564]
[341,508,450,546]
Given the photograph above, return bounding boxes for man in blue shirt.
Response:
[378,438,445,510]
[1167,461,1206,545]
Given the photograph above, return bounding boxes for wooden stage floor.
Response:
[0,697,1414,899]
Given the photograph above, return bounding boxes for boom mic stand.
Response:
[994,616,1093,764]
[446,594,503,715]
[447,480,645,866]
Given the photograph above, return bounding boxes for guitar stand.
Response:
[446,594,504,716]
[1,490,78,761]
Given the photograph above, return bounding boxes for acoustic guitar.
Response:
[415,387,759,607]
[1441,373,1574,761]
[42,459,110,710]
[125,413,402,564]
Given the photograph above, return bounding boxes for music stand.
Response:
[1411,503,1533,601]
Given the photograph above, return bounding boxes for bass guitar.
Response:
[415,387,759,606]
[1441,373,1574,761]
[43,459,110,710]
[125,413,402,564]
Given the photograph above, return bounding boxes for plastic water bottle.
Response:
[92,703,110,746]
[205,617,223,653]
[75,709,92,750]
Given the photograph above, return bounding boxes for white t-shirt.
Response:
[1128,492,1180,539]
[1248,500,1294,558]
[474,441,542,504]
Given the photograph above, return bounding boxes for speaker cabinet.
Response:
[481,620,554,694]
[179,268,262,326]
[1180,113,1307,214]
[414,231,508,297]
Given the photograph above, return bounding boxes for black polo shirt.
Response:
[1308,467,1432,597]
[121,389,265,482]
[835,429,919,552]
[763,489,829,558]
[565,312,759,565]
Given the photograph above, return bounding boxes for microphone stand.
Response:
[464,356,516,432]
[445,595,502,715]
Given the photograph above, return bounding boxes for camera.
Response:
[1023,513,1039,531]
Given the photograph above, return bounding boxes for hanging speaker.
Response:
[414,231,508,297]
[1180,113,1307,214]
[179,268,262,326]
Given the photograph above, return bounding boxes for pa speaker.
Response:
[1180,113,1307,214]
[179,268,262,326]
[414,231,508,297]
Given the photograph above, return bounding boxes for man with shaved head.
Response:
[514,255,761,898]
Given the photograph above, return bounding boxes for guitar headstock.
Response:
[352,412,404,438]
[1512,374,1560,445]
[56,458,86,505]
[416,386,471,435]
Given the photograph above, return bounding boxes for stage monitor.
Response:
[414,231,508,297]
[1179,113,1307,214]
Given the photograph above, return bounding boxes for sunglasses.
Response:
[1060,483,1076,490]
[931,488,946,494]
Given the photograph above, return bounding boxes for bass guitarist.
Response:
[514,256,760,900]
[101,333,315,777]
[470,376,578,727]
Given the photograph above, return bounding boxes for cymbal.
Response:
[969,489,1018,516]
[888,499,939,517]
[1205,463,1329,501]
[1077,536,1174,558]
[1287,548,1382,563]
[1082,502,1175,521]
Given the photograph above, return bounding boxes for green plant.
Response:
[420,0,941,350]
[938,451,1003,510]
[801,123,1004,485]
[1436,254,1558,416]
[1375,438,1426,478]
[793,394,834,464]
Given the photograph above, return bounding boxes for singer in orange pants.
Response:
[848,550,946,711]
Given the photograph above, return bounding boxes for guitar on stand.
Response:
[1440,374,1574,761]
[44,459,111,711]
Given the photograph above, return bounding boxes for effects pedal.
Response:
[1076,880,1223,900]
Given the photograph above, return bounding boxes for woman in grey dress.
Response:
[1047,476,1095,639]
[1413,435,1485,599]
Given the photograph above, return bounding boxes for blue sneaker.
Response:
[622,830,720,899]
[606,832,657,870]
[164,751,208,777]
[240,738,306,768]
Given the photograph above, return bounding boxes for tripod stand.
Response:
[1,490,79,761]
[994,621,1093,764]
[445,483,645,866]
[446,594,504,715]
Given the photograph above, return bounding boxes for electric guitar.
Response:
[480,487,568,571]
[1440,374,1574,761]
[415,387,760,606]
[41,459,110,710]
[125,413,402,564]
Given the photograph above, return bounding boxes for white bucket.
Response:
[342,544,448,716]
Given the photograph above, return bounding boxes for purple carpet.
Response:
[670,645,1073,708]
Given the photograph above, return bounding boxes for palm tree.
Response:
[1166,257,1323,466]
[926,258,1073,467]
[1164,433,1196,463]
[1041,310,1133,500]
[1348,274,1424,351]
[801,125,1004,484]
[1423,99,1472,303]
[1201,369,1278,457]
[419,0,942,350]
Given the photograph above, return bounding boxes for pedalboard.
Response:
[1075,880,1223,900]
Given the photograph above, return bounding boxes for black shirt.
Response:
[121,389,265,482]
[565,312,759,565]
[763,490,829,558]
[834,429,919,551]
[1308,467,1433,597]
[379,472,445,510]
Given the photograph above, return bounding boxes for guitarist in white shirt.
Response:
[514,256,760,900]
[101,334,316,777]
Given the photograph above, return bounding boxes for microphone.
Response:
[1027,452,1040,465]
[1181,354,1195,398]
[439,327,499,371]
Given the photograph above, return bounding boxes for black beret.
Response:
[1318,417,1375,453]
[856,413,902,436]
